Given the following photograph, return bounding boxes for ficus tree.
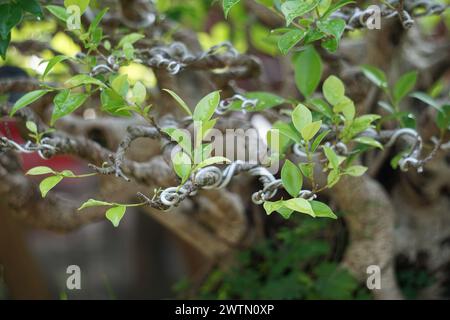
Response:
[0,0,449,299]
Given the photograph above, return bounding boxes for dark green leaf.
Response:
[10,90,49,116]
[51,90,88,125]
[294,46,323,97]
[278,29,306,55]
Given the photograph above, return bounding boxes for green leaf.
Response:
[272,121,303,144]
[78,199,112,210]
[333,96,355,120]
[263,200,285,215]
[66,74,106,88]
[163,89,193,116]
[410,92,440,109]
[45,5,69,22]
[323,75,345,106]
[17,0,43,17]
[105,206,126,227]
[60,170,75,177]
[51,90,88,125]
[172,151,192,183]
[301,120,322,141]
[10,90,49,116]
[323,145,339,169]
[292,103,312,133]
[195,156,231,170]
[283,198,315,217]
[281,0,320,26]
[299,163,314,179]
[361,65,387,88]
[88,8,108,33]
[317,19,346,52]
[118,33,145,48]
[132,81,146,105]
[223,0,240,18]
[327,168,340,187]
[26,121,38,134]
[111,74,129,97]
[39,175,63,197]
[278,29,306,55]
[100,88,130,117]
[0,32,11,60]
[64,0,90,13]
[43,55,69,79]
[0,4,23,40]
[162,127,192,156]
[322,0,355,19]
[436,104,450,130]
[393,71,417,104]
[345,165,367,177]
[193,91,220,122]
[281,160,303,197]
[26,166,55,176]
[311,129,330,152]
[276,207,294,219]
[310,200,337,219]
[309,98,333,118]
[353,136,383,149]
[294,46,323,97]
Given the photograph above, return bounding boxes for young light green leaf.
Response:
[162,127,192,156]
[64,0,90,13]
[309,98,334,118]
[299,162,314,179]
[111,74,129,97]
[263,200,285,215]
[361,65,387,88]
[10,90,49,116]
[105,205,126,227]
[310,200,337,219]
[223,0,241,18]
[393,71,417,104]
[353,136,383,149]
[195,156,231,170]
[132,81,146,105]
[323,75,345,106]
[294,46,323,97]
[301,120,322,141]
[193,91,220,122]
[66,74,106,88]
[327,168,340,187]
[51,90,88,125]
[26,166,55,176]
[26,121,38,134]
[333,96,355,120]
[78,198,113,210]
[283,198,315,217]
[278,29,306,55]
[281,160,303,197]
[323,145,339,169]
[163,89,192,116]
[118,33,145,48]
[292,103,312,133]
[172,151,192,183]
[39,175,63,197]
[345,165,367,177]
[273,121,303,144]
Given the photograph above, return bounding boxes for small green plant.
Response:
[181,216,371,300]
